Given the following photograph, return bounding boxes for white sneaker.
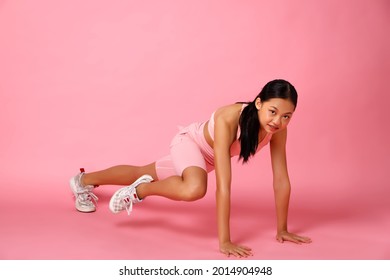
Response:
[70,168,98,213]
[109,174,153,215]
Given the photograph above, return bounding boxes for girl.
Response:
[70,79,312,257]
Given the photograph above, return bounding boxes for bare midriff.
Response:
[203,121,214,149]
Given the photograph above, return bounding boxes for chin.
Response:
[266,125,278,133]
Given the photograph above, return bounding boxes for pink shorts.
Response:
[155,122,215,180]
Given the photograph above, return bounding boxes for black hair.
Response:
[238,79,298,163]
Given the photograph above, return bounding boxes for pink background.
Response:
[1,0,389,259]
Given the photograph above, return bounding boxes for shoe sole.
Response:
[76,206,96,213]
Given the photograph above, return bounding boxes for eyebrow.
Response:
[270,106,293,115]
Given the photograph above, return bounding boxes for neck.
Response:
[258,127,267,142]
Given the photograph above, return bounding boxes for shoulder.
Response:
[213,104,243,144]
[214,103,243,124]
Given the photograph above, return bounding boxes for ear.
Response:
[255,97,262,110]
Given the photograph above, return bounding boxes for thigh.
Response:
[155,132,208,181]
[170,133,207,176]
[154,155,177,181]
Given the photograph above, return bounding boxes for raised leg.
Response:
[81,163,158,186]
[82,164,207,202]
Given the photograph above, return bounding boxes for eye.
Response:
[283,115,291,120]
[270,110,276,115]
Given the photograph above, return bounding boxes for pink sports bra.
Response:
[207,104,272,157]
[207,103,248,141]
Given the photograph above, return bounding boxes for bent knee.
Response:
[182,182,207,201]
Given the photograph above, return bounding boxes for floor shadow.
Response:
[113,198,277,242]
[93,186,389,244]
[113,200,218,238]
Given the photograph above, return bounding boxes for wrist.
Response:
[219,238,231,246]
[277,228,288,235]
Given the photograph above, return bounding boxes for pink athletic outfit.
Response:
[155,104,273,180]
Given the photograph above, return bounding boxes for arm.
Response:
[270,128,312,244]
[214,106,252,257]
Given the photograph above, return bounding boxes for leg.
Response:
[136,166,207,201]
[108,166,207,215]
[136,129,209,201]
[81,163,158,187]
[72,164,158,214]
[108,127,209,215]
[135,130,209,201]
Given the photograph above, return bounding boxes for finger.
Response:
[236,247,250,257]
[222,247,239,258]
[230,250,241,258]
[299,236,312,243]
[238,244,252,251]
[283,235,302,244]
[223,249,239,258]
[238,244,253,254]
[290,234,311,243]
[234,250,249,258]
[276,236,284,243]
[243,248,253,256]
[236,248,252,257]
[291,238,303,244]
[221,249,231,257]
[237,248,252,257]
[230,247,252,258]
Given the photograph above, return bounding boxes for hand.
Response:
[276,230,312,244]
[219,241,253,258]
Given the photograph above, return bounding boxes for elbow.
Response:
[216,187,231,199]
[273,181,291,193]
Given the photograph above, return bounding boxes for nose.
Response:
[273,116,282,126]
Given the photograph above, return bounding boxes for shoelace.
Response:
[76,172,98,206]
[78,191,98,206]
[120,187,136,215]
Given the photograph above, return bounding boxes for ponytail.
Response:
[238,102,259,163]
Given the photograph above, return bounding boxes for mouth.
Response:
[268,124,279,132]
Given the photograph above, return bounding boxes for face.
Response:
[255,97,295,134]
